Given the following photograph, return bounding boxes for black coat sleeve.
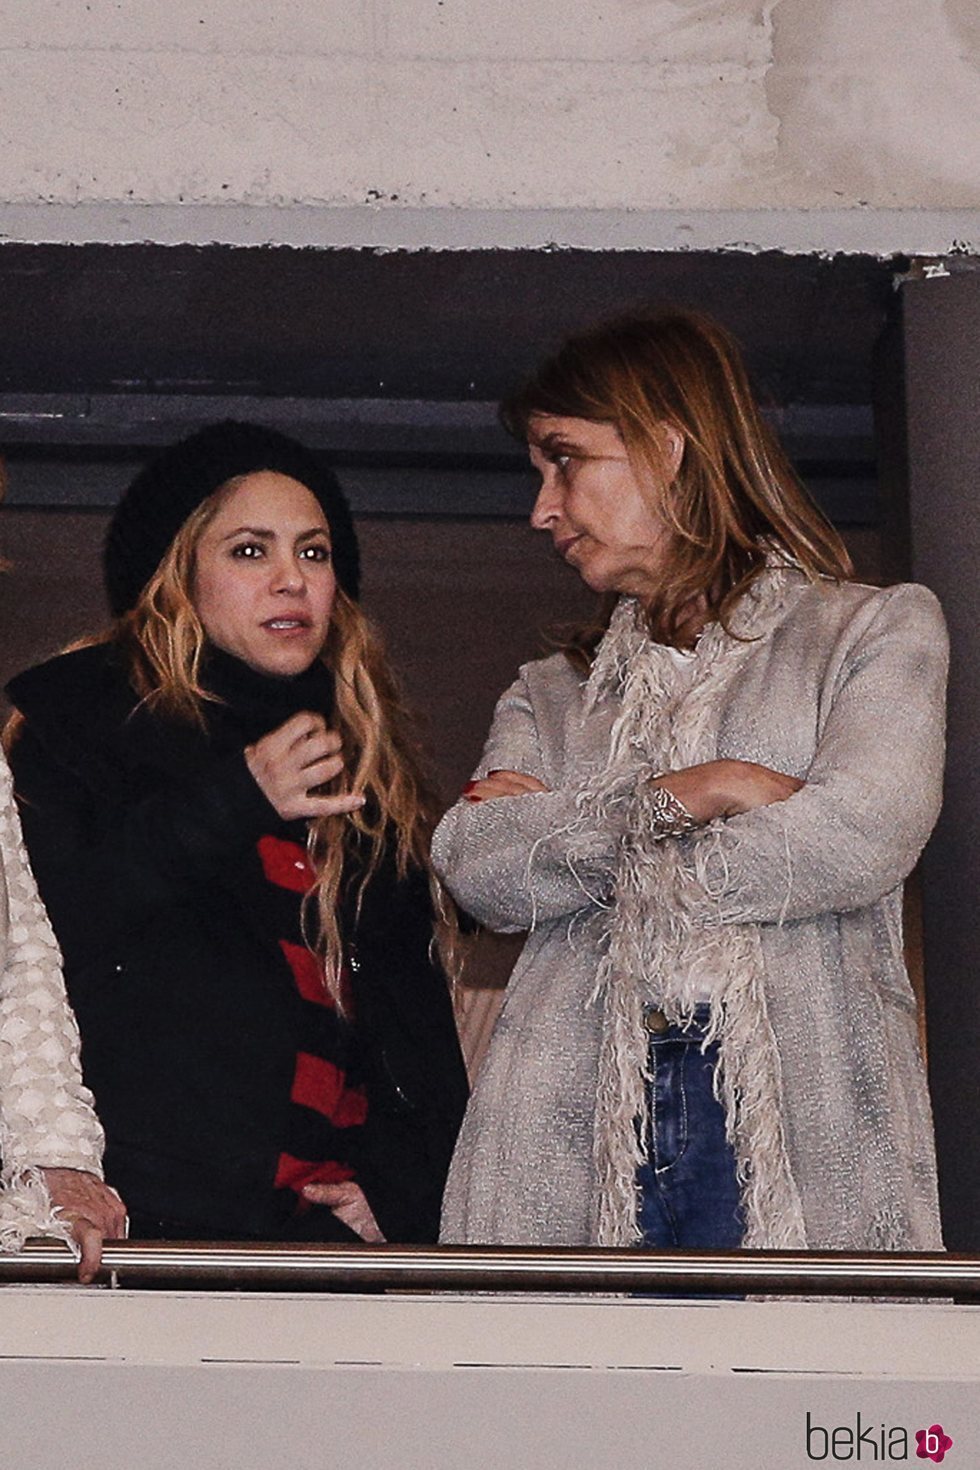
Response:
[8,719,277,970]
[348,866,469,1243]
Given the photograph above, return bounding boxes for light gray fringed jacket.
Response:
[0,749,105,1249]
[433,569,947,1251]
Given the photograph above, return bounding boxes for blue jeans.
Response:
[636,1006,745,1249]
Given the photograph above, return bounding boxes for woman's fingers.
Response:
[301,1181,386,1243]
[245,712,361,821]
[42,1168,127,1236]
[291,726,343,770]
[294,753,345,788]
[72,1218,104,1285]
[716,760,803,814]
[458,755,798,818]
[652,759,804,823]
[41,1168,129,1284]
[252,712,342,767]
[489,769,549,793]
[257,780,364,823]
[296,791,366,820]
[463,769,550,802]
[253,710,325,755]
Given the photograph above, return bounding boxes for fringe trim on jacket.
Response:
[0,1166,75,1255]
[570,571,809,1249]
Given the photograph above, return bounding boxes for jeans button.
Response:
[643,1005,670,1035]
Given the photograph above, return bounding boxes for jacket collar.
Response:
[6,640,335,795]
[586,563,804,710]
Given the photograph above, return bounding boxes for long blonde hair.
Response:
[57,481,454,1003]
[503,309,853,663]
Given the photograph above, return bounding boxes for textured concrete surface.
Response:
[768,0,980,208]
[2,0,979,226]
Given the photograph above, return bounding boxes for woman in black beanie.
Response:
[5,421,467,1243]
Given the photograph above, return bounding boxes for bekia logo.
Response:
[914,1426,953,1463]
[805,1412,954,1462]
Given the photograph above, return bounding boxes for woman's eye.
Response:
[299,544,331,562]
[550,452,573,473]
[231,542,264,559]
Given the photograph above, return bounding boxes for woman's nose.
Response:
[270,555,305,594]
[530,474,562,530]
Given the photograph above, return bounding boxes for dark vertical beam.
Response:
[899,269,980,1251]
[873,310,912,585]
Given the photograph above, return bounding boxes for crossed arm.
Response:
[433,588,947,933]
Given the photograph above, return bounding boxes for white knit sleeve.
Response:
[0,751,105,1183]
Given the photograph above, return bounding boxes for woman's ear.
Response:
[661,423,686,480]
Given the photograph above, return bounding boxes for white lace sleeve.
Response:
[0,749,104,1245]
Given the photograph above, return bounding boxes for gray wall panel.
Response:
[903,270,980,1250]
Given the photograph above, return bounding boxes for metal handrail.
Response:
[1,1240,978,1296]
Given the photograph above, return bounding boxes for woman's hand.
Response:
[652,759,803,824]
[41,1167,128,1284]
[462,769,550,802]
[245,711,366,822]
[301,1180,386,1243]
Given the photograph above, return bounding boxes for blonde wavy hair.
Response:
[74,482,454,1005]
[502,309,853,664]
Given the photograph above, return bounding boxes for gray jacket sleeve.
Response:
[687,584,948,925]
[432,672,619,932]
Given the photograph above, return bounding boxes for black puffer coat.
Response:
[6,642,468,1242]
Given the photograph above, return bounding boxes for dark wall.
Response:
[902,271,980,1252]
[0,243,892,404]
[0,508,884,799]
[0,509,598,800]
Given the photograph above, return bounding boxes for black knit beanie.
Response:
[104,420,360,617]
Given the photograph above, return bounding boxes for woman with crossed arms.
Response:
[434,311,946,1255]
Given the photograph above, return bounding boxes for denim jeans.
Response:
[636,1006,744,1249]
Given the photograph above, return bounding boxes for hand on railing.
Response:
[42,1168,128,1284]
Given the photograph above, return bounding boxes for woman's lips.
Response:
[555,534,583,560]
[262,616,312,635]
